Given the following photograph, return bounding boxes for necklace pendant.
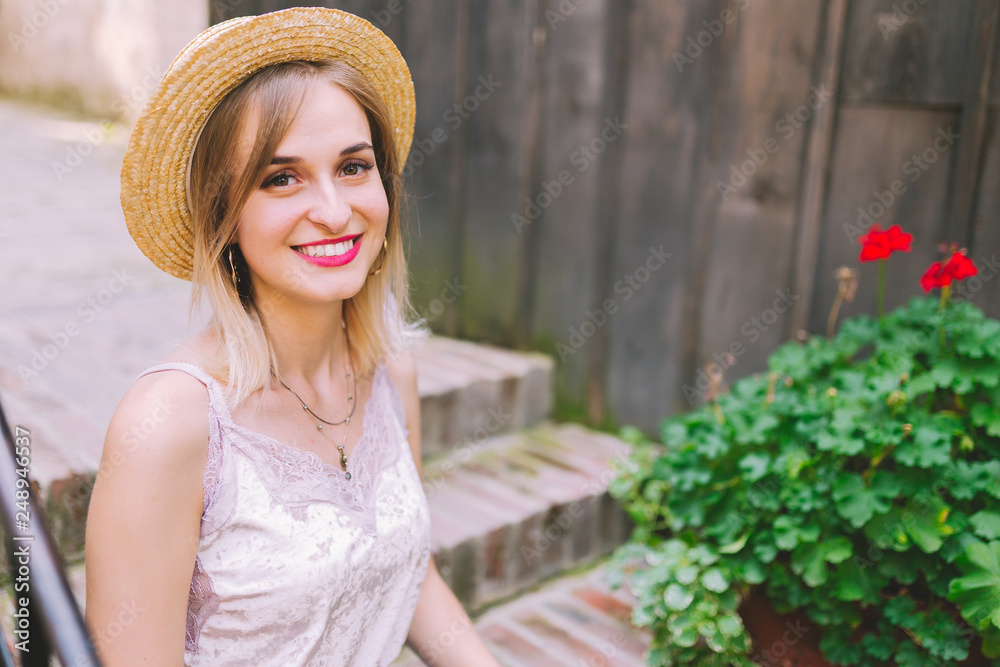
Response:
[316,424,323,430]
[345,471,352,480]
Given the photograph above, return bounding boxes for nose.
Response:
[305,179,351,230]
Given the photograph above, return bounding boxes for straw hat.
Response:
[120,7,415,281]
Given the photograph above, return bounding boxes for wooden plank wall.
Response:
[213,0,1000,434]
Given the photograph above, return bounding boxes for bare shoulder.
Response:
[102,366,212,476]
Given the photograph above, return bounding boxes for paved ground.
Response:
[0,97,207,485]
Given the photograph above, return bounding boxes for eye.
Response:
[341,159,374,177]
[262,170,298,188]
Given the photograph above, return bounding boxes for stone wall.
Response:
[0,0,206,121]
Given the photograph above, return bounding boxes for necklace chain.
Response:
[274,340,356,481]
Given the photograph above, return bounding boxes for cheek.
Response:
[235,198,294,248]
[360,183,390,231]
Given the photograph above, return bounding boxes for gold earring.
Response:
[368,238,389,276]
[228,246,239,286]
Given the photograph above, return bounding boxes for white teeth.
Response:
[298,238,356,257]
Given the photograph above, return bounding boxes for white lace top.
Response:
[133,361,432,666]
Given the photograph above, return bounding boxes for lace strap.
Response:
[134,362,231,419]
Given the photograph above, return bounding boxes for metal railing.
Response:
[0,394,101,666]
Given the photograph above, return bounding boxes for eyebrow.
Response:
[269,142,374,165]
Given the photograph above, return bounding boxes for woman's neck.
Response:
[256,293,352,391]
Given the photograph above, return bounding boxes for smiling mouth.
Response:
[293,236,359,258]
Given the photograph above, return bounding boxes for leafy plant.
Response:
[608,237,1000,666]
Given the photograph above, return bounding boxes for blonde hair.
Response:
[187,60,422,409]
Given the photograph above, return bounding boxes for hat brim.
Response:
[120,7,415,281]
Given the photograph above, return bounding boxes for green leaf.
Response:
[864,508,910,551]
[929,359,961,389]
[791,543,827,587]
[895,421,952,468]
[948,540,1000,631]
[824,536,853,564]
[833,471,900,528]
[735,558,766,584]
[971,512,1000,540]
[735,413,780,446]
[663,583,694,611]
[694,431,729,459]
[661,419,687,446]
[716,614,743,638]
[718,532,749,554]
[738,453,769,482]
[675,564,699,585]
[701,568,728,593]
[972,403,1000,438]
[816,429,865,456]
[902,496,954,554]
[774,515,800,550]
[947,460,1000,500]
[982,626,1000,659]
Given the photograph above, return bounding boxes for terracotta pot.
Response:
[738,589,832,667]
[737,588,993,666]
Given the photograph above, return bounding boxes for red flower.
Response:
[946,251,977,280]
[920,261,950,293]
[858,224,913,262]
[920,249,978,293]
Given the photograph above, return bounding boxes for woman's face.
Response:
[233,79,389,309]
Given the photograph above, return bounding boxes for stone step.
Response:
[413,335,553,456]
[424,422,634,613]
[391,560,652,666]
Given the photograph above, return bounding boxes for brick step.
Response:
[424,422,634,613]
[413,335,553,456]
[392,560,652,666]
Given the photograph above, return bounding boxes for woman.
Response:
[84,8,500,666]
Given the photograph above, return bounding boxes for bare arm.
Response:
[387,351,501,667]
[84,371,209,665]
